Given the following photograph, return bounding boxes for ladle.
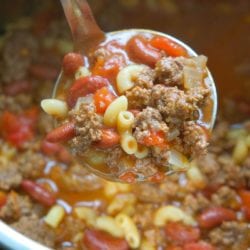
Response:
[54,0,217,182]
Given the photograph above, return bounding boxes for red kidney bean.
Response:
[62,52,84,75]
[67,75,109,108]
[165,222,200,244]
[4,80,32,96]
[183,241,216,250]
[40,140,72,164]
[126,35,161,67]
[46,122,76,143]
[29,64,58,80]
[94,128,120,149]
[198,207,236,229]
[21,180,56,206]
[83,229,129,250]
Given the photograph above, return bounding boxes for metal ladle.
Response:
[54,0,217,182]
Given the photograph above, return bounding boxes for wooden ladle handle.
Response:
[60,0,104,53]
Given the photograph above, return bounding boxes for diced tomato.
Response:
[46,122,76,143]
[119,171,137,183]
[126,35,161,67]
[198,207,236,229]
[0,191,7,208]
[62,52,84,75]
[21,179,56,206]
[92,54,125,82]
[67,75,109,107]
[95,128,120,149]
[165,222,200,244]
[83,229,129,250]
[94,87,116,114]
[149,171,165,183]
[183,241,216,250]
[141,130,168,148]
[150,36,188,57]
[0,107,38,148]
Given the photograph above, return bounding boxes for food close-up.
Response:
[0,0,250,250]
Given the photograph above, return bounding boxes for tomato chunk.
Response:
[62,52,84,75]
[150,36,188,57]
[165,222,200,244]
[67,75,109,107]
[141,130,167,148]
[198,207,236,229]
[21,180,56,206]
[119,171,136,183]
[83,229,129,250]
[0,108,38,148]
[94,87,116,114]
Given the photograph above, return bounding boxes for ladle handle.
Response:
[60,0,104,52]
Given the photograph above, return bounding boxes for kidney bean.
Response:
[198,207,236,229]
[94,128,120,149]
[62,52,84,75]
[165,222,200,244]
[41,140,72,164]
[83,229,129,250]
[119,171,136,183]
[126,35,161,67]
[4,80,32,96]
[46,122,76,143]
[67,75,109,107]
[21,180,56,206]
[29,64,58,80]
[183,241,216,250]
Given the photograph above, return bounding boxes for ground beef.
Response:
[0,192,33,222]
[183,193,210,214]
[0,94,33,114]
[0,163,22,191]
[155,57,184,86]
[211,186,239,209]
[70,103,102,155]
[105,147,123,173]
[125,86,151,109]
[133,107,169,144]
[17,150,46,179]
[133,183,166,203]
[151,85,208,123]
[134,158,158,176]
[134,66,155,89]
[209,221,250,249]
[182,121,208,157]
[1,29,38,83]
[37,112,54,134]
[11,215,56,248]
[151,147,169,166]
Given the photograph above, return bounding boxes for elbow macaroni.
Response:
[41,99,68,118]
[121,133,138,155]
[74,207,97,226]
[116,64,146,94]
[117,111,135,133]
[115,213,141,249]
[154,205,196,226]
[134,144,149,159]
[44,205,65,228]
[95,215,124,237]
[104,95,128,127]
